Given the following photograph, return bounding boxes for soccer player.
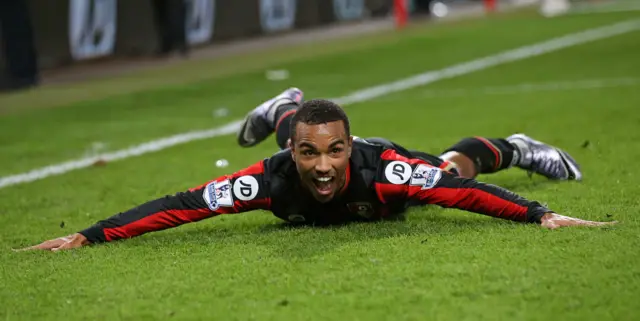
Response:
[21,88,614,251]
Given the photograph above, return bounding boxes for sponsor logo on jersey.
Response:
[233,176,260,201]
[203,179,234,211]
[410,164,442,189]
[384,161,412,184]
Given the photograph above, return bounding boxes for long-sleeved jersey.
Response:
[79,138,552,243]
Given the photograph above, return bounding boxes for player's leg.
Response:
[435,137,517,179]
[439,135,582,180]
[273,102,298,150]
[237,88,303,149]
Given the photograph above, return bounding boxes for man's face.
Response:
[289,121,353,203]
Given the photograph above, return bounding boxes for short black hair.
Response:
[289,99,350,142]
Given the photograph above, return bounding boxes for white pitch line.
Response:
[569,1,640,15]
[331,19,640,105]
[410,77,640,98]
[1,19,639,190]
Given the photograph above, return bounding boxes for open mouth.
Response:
[312,177,334,195]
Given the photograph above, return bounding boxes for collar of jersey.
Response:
[338,163,351,196]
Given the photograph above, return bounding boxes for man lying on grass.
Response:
[22,89,615,251]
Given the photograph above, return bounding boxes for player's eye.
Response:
[331,147,343,154]
[302,150,316,156]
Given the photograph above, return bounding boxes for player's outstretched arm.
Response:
[376,151,615,229]
[18,161,270,251]
[408,169,616,228]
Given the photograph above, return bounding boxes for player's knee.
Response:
[440,160,460,174]
[440,150,477,178]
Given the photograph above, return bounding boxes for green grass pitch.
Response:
[1,10,639,321]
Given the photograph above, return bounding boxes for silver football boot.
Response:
[507,134,583,181]
[237,87,304,147]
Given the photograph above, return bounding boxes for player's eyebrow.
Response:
[298,142,317,150]
[328,140,345,148]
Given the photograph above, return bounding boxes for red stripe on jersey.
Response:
[415,186,528,221]
[339,163,351,195]
[474,136,501,171]
[380,149,428,165]
[101,198,273,242]
[376,182,407,204]
[103,208,216,241]
[238,160,266,176]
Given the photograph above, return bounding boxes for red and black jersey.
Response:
[79,138,552,243]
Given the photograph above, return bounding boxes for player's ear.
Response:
[347,136,353,157]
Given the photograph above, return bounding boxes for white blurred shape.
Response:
[216,159,229,168]
[84,141,108,157]
[431,1,449,18]
[541,0,570,17]
[265,69,290,81]
[213,108,229,118]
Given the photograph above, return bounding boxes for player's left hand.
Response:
[540,212,617,229]
[13,233,90,252]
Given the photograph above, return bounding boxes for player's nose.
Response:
[314,154,332,174]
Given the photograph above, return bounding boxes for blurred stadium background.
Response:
[1,1,640,320]
[2,0,638,91]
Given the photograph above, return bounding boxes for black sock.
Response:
[274,103,298,150]
[444,137,520,174]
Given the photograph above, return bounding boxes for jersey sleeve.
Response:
[78,160,270,243]
[374,149,552,223]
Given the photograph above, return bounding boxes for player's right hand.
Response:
[15,233,90,252]
[540,213,617,229]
